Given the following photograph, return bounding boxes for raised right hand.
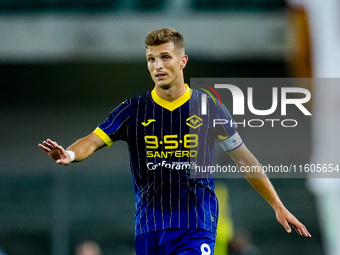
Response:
[38,139,72,165]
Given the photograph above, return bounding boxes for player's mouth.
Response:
[155,73,167,80]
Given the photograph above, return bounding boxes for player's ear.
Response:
[180,55,188,70]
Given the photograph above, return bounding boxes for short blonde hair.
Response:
[145,28,185,50]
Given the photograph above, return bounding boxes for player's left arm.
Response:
[227,144,312,237]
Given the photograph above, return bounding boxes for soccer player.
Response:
[39,28,311,255]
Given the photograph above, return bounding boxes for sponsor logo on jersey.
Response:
[147,160,196,171]
[142,119,156,126]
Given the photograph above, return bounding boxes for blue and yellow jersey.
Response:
[93,84,243,236]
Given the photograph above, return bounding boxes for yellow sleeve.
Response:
[93,127,114,147]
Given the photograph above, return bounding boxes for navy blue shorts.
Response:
[135,228,216,255]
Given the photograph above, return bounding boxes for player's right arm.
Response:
[38,133,105,165]
[39,100,129,165]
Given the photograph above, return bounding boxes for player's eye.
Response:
[162,55,170,60]
[148,57,155,63]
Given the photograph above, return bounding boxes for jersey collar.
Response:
[151,83,191,111]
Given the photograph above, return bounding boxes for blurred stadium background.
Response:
[0,0,337,254]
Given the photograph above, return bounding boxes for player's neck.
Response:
[154,81,186,102]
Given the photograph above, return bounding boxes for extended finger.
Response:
[47,139,59,147]
[280,219,292,233]
[299,225,312,237]
[38,143,51,153]
[44,140,66,155]
[50,142,66,153]
[293,223,311,237]
[294,226,303,236]
[42,140,55,150]
[46,139,65,152]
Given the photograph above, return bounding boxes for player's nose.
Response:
[155,59,163,69]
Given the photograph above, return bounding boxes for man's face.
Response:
[146,41,187,89]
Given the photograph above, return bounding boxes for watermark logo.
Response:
[191,79,313,128]
[197,82,222,115]
[211,84,312,116]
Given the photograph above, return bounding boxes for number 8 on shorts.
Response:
[200,243,211,255]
